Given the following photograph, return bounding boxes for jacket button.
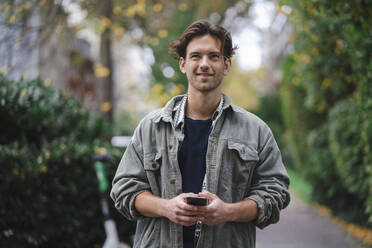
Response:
[168,144,173,150]
[170,178,176,184]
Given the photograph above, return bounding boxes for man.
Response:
[111,20,290,248]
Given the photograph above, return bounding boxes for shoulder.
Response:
[229,104,269,129]
[135,108,164,131]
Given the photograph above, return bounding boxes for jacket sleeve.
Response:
[110,125,150,221]
[247,124,290,229]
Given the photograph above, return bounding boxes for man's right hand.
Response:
[135,191,205,226]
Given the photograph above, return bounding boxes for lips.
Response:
[196,73,213,77]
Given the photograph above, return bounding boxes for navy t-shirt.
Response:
[178,116,212,248]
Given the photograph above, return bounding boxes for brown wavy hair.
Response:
[169,20,237,60]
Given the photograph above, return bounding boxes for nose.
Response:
[200,56,210,71]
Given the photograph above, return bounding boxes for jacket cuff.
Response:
[129,190,149,219]
[247,195,266,228]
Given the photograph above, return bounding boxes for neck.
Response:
[186,90,221,120]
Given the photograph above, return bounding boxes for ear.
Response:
[223,58,231,75]
[179,57,186,74]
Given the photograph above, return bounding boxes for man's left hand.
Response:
[197,191,231,226]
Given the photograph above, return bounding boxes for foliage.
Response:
[253,92,284,148]
[286,168,313,202]
[0,74,135,247]
[223,63,260,111]
[146,1,251,105]
[278,0,372,225]
[113,111,138,136]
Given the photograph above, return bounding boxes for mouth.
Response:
[196,73,213,77]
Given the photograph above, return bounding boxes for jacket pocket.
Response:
[144,152,162,171]
[227,139,259,162]
[219,140,259,202]
[143,152,162,196]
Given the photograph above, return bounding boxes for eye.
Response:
[191,54,200,59]
[210,54,220,60]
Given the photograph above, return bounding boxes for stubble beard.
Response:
[188,75,223,93]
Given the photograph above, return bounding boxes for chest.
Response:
[142,122,260,202]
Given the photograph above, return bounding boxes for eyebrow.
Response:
[188,51,222,56]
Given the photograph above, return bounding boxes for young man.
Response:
[111,20,290,248]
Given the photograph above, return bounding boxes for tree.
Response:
[278,0,372,225]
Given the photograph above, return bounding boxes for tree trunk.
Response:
[99,0,114,125]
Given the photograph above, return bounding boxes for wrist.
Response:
[225,202,236,222]
[157,198,169,218]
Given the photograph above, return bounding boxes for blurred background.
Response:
[0,0,371,247]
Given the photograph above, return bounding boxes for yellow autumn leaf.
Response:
[321,79,332,88]
[93,63,110,78]
[336,39,344,50]
[346,75,353,84]
[101,102,112,112]
[136,3,146,17]
[150,37,159,46]
[293,77,300,85]
[3,5,10,15]
[299,54,311,64]
[317,102,325,113]
[288,33,296,43]
[170,84,184,96]
[127,5,137,17]
[44,78,52,87]
[21,90,27,97]
[311,48,319,55]
[12,168,19,175]
[1,66,8,74]
[158,29,168,38]
[178,3,188,11]
[113,6,122,15]
[9,15,16,23]
[94,146,107,155]
[56,25,63,34]
[101,17,111,27]
[152,83,164,95]
[153,3,163,12]
[128,102,137,110]
[24,2,31,9]
[311,34,318,43]
[114,26,125,36]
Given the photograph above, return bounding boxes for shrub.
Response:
[278,0,372,224]
[328,99,372,224]
[253,92,293,168]
[0,74,135,247]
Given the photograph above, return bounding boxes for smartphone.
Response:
[186,196,209,206]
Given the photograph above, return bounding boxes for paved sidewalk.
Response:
[256,192,366,248]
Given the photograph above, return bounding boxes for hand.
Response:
[198,191,231,226]
[163,193,206,226]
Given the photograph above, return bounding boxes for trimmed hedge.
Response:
[278,0,372,225]
[0,74,135,247]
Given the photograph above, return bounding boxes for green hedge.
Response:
[0,74,135,247]
[278,0,372,225]
[252,92,293,168]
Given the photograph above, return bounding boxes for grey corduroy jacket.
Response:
[110,94,290,248]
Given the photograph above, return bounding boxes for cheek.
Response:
[187,63,197,73]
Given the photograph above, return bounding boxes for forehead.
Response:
[186,34,222,55]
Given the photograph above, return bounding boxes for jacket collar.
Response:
[151,93,233,124]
